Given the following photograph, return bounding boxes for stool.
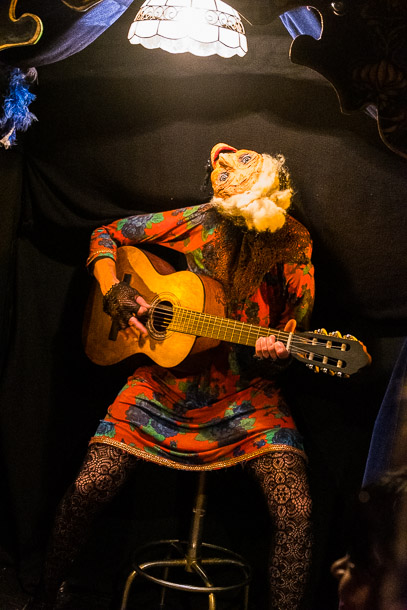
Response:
[120,471,251,609]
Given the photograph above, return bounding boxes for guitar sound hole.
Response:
[148,299,173,339]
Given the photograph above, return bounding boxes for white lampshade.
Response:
[128,0,248,58]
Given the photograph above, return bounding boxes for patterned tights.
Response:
[42,445,312,610]
[245,451,313,610]
[42,444,139,603]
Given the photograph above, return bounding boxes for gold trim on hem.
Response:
[89,436,306,471]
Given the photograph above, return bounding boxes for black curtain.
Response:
[0,11,406,609]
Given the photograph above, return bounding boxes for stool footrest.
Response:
[120,539,251,609]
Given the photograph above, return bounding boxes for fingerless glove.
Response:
[102,282,141,329]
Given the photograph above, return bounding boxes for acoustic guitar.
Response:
[83,247,371,377]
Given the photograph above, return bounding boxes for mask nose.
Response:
[210,143,237,168]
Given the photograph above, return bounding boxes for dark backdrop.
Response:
[0,11,406,609]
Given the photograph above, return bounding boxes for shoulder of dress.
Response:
[174,202,213,218]
[261,215,312,265]
[284,215,312,243]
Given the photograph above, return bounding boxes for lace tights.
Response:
[43,445,312,610]
[245,451,313,610]
[43,444,139,602]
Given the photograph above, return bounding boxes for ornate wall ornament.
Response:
[0,0,103,52]
[289,0,407,158]
[0,0,43,51]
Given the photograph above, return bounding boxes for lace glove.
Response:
[102,282,141,329]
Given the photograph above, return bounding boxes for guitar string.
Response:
[151,314,342,366]
[150,304,311,343]
[146,314,345,368]
[150,305,345,351]
[149,304,346,349]
[147,305,349,364]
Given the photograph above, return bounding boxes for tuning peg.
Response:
[307,364,320,373]
[344,333,357,341]
[329,331,342,338]
[315,328,328,335]
[335,369,353,378]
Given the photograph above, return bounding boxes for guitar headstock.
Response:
[293,329,372,378]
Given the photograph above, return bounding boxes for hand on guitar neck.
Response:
[255,319,296,361]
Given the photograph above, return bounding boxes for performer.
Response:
[34,143,315,610]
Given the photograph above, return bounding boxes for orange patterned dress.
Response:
[87,203,315,470]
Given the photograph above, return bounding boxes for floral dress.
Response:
[86,203,315,470]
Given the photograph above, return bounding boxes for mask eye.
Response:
[240,154,252,164]
[219,172,229,182]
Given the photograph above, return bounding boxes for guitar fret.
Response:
[237,321,243,343]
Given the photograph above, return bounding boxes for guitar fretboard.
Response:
[169,307,282,346]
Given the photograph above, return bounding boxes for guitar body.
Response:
[83,247,226,367]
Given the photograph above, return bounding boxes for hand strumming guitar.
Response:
[94,257,150,338]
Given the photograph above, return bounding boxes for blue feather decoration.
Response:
[0,67,38,149]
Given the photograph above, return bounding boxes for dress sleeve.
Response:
[279,242,315,331]
[86,205,207,270]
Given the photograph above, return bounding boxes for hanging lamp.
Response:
[128,0,247,58]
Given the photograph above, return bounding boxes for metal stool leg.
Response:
[158,543,181,609]
[158,565,170,609]
[186,471,207,570]
[186,474,215,609]
[192,562,216,610]
[120,570,137,610]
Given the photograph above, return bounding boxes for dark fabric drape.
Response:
[0,11,406,608]
[0,0,134,69]
[0,149,22,377]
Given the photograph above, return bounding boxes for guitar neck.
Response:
[169,307,283,347]
[165,305,371,377]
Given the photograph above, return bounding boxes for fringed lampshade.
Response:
[128,0,247,58]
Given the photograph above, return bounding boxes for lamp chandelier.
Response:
[128,0,248,58]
